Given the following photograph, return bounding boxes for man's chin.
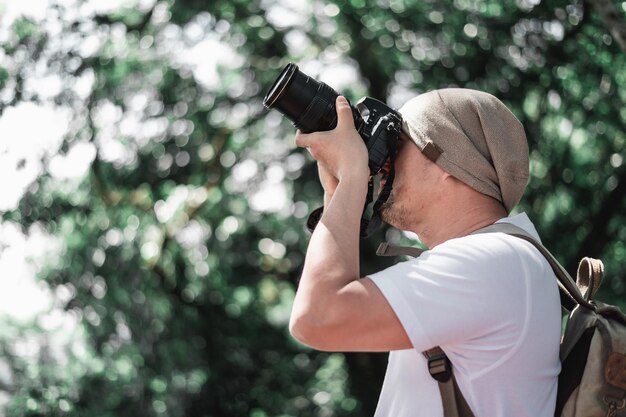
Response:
[380,201,410,230]
[379,204,397,226]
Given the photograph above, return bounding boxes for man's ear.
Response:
[440,170,466,189]
[436,165,453,182]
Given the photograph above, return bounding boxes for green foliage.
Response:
[0,66,8,89]
[12,17,39,41]
[1,0,626,416]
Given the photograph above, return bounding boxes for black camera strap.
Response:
[361,166,395,237]
[361,122,399,236]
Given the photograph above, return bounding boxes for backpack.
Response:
[376,222,626,417]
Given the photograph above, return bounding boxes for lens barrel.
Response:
[263,63,340,133]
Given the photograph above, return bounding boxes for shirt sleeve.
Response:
[368,234,531,353]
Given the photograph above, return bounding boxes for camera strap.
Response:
[360,123,399,237]
[360,162,395,238]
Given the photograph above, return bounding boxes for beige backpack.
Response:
[377,223,626,417]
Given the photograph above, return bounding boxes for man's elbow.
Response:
[289,310,335,351]
[288,314,309,345]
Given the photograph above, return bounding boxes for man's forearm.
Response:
[291,171,369,330]
[311,174,368,279]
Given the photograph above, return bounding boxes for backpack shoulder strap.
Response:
[376,242,426,258]
[423,348,475,417]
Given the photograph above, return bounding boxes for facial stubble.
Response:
[380,191,411,230]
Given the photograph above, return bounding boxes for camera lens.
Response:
[263,63,340,133]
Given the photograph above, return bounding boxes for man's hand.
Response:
[295,96,369,201]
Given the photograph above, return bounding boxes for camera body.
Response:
[263,63,402,175]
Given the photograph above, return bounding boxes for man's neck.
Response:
[415,200,507,249]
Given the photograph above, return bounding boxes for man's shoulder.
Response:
[434,231,531,261]
[434,212,543,258]
[417,215,548,283]
[495,212,542,241]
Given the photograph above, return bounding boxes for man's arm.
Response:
[289,96,411,352]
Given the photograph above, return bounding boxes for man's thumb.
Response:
[335,96,355,129]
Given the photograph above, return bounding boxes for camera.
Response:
[263,63,402,175]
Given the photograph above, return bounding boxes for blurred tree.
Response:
[0,0,625,416]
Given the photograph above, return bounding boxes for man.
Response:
[290,89,562,416]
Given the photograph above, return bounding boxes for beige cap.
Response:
[399,88,529,213]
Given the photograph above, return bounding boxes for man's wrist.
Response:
[308,168,369,233]
[339,164,370,184]
[338,170,370,200]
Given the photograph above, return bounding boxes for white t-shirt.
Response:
[368,213,561,417]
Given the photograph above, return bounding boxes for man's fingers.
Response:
[336,96,355,129]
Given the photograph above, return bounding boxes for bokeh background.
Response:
[0,0,625,416]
